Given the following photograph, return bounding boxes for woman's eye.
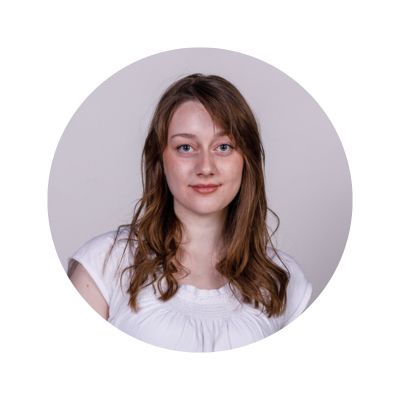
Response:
[177,144,193,153]
[217,143,233,152]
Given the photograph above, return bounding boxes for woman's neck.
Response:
[175,203,226,251]
[173,202,227,283]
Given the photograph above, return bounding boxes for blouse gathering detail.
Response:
[68,229,312,352]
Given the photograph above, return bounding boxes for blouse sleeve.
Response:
[269,249,313,327]
[67,230,130,305]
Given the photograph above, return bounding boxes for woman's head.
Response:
[143,74,267,229]
[162,99,244,221]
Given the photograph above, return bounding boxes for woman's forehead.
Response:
[168,101,227,136]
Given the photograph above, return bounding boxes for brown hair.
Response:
[106,73,289,317]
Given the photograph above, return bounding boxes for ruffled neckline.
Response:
[163,280,241,318]
[154,276,236,304]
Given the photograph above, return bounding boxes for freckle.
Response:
[86,284,90,288]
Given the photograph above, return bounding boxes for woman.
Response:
[68,73,312,352]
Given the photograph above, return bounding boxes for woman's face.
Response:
[162,100,244,219]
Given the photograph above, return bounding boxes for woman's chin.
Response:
[174,198,229,219]
[186,206,227,218]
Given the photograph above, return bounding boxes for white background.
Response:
[1,1,399,399]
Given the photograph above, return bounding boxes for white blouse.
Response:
[68,228,312,352]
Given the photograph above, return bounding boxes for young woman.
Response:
[68,73,312,352]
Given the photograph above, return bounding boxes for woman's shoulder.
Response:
[68,226,133,303]
[267,247,306,277]
[267,246,313,325]
[73,226,131,259]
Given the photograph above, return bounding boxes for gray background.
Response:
[48,48,352,304]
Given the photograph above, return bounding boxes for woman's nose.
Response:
[196,151,216,176]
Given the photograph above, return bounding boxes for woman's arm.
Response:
[68,260,109,320]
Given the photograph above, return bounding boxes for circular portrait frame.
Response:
[48,47,352,350]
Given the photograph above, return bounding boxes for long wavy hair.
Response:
[105,73,290,317]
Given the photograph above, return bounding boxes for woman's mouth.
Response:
[190,184,221,194]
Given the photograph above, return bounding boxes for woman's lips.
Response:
[190,184,220,194]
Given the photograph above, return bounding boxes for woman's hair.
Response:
[106,73,290,317]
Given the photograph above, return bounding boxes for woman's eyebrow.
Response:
[170,131,229,139]
[170,133,196,139]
